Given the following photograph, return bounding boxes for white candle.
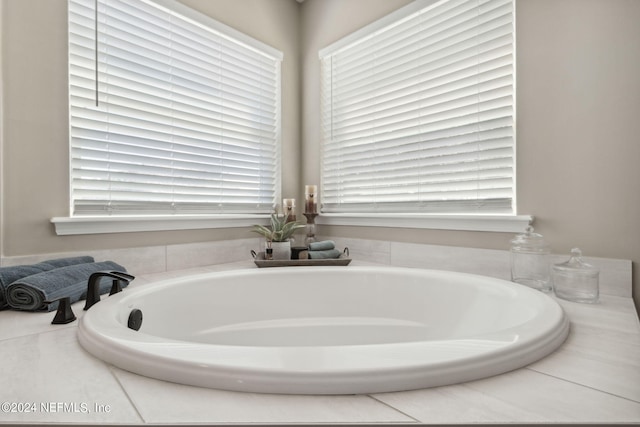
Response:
[304,185,318,213]
[283,198,296,219]
[282,199,296,215]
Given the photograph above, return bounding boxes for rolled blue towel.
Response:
[0,256,94,310]
[308,240,335,251]
[6,261,128,312]
[308,249,342,259]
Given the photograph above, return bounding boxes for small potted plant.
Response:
[251,214,305,260]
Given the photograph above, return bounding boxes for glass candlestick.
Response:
[303,212,318,245]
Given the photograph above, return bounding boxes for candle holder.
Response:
[303,212,318,245]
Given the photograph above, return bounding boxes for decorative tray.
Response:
[251,249,352,268]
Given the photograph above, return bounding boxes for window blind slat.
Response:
[334,12,512,83]
[320,0,514,215]
[69,0,281,216]
[329,54,513,116]
[335,0,511,73]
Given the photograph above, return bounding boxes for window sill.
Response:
[50,215,269,236]
[315,214,533,233]
[51,213,532,235]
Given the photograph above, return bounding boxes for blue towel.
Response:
[6,261,128,312]
[308,249,342,259]
[0,256,94,310]
[308,240,335,251]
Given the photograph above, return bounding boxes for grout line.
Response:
[108,364,146,424]
[366,394,422,424]
[525,366,640,405]
[164,244,169,272]
[0,322,76,343]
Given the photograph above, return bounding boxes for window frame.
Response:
[55,0,282,234]
[317,0,530,232]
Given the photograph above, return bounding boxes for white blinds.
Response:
[320,0,514,214]
[68,0,282,216]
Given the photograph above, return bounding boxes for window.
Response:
[68,0,282,217]
[319,0,515,215]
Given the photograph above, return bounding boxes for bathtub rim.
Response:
[78,266,570,394]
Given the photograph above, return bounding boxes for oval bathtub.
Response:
[78,266,569,394]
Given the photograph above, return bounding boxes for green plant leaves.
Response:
[251,214,305,242]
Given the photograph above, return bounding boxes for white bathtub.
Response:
[78,266,569,394]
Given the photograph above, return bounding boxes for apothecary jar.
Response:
[510,226,551,292]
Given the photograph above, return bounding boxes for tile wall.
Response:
[1,235,632,297]
[321,235,632,298]
[0,238,262,275]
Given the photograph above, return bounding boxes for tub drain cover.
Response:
[128,309,143,331]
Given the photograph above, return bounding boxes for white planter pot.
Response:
[269,241,291,260]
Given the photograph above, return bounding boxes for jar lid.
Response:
[511,226,549,250]
[553,248,599,276]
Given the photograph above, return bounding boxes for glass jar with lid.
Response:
[552,248,599,303]
[510,226,551,292]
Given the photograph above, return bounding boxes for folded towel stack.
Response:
[6,260,129,312]
[308,240,342,259]
[0,256,94,310]
[308,249,343,259]
[308,240,335,251]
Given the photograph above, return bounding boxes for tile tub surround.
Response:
[0,236,632,298]
[0,260,639,425]
[320,236,634,298]
[0,238,263,275]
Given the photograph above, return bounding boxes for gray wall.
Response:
[300,0,640,313]
[0,0,301,254]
